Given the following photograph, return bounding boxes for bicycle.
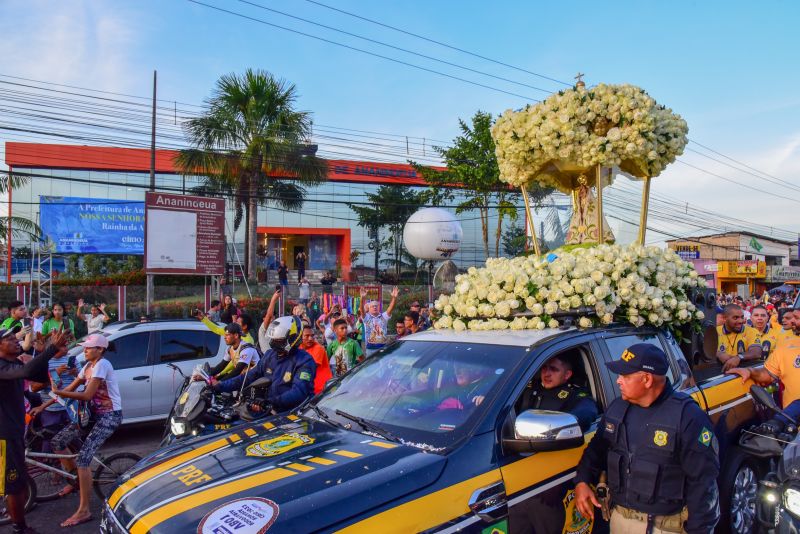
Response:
[0,423,140,526]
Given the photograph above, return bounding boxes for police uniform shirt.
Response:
[528,383,598,431]
[716,324,761,356]
[575,382,720,534]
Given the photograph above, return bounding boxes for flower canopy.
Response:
[491,83,688,191]
[433,244,705,333]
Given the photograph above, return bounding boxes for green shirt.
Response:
[0,317,21,331]
[41,317,75,336]
[327,338,363,377]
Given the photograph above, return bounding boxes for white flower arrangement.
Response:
[433,244,705,332]
[491,83,688,189]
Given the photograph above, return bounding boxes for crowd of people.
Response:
[0,298,121,531]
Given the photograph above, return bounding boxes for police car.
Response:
[101,325,758,534]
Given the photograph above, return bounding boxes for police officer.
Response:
[574,343,720,534]
[212,316,316,414]
[519,354,600,534]
[524,354,599,431]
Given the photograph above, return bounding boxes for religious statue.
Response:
[565,174,615,245]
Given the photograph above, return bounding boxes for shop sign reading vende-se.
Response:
[145,192,225,275]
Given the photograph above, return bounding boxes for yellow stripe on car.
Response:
[286,463,315,472]
[367,441,397,449]
[108,436,234,510]
[500,434,591,496]
[129,468,296,534]
[338,469,501,533]
[243,428,257,437]
[308,457,336,466]
[334,450,363,459]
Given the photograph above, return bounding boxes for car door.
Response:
[498,334,609,534]
[149,329,223,419]
[104,330,154,421]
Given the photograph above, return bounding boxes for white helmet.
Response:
[266,316,302,355]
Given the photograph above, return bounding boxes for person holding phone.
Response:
[51,334,123,528]
[28,334,76,444]
[41,303,75,338]
[0,301,26,333]
[0,326,68,534]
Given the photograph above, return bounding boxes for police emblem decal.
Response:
[283,371,292,382]
[699,427,713,447]
[794,356,800,369]
[653,430,668,447]
[621,350,636,362]
[558,390,569,399]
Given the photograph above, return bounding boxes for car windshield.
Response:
[313,340,526,452]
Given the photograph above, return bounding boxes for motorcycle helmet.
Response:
[267,316,302,355]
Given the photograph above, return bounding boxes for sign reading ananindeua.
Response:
[144,192,225,275]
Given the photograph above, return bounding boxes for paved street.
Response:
[7,422,164,534]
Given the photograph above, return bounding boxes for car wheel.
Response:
[719,447,760,534]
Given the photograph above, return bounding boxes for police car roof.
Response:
[402,327,573,347]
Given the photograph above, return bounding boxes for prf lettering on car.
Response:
[171,464,212,487]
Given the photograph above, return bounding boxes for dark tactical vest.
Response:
[602,392,694,514]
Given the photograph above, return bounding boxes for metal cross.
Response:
[575,72,585,85]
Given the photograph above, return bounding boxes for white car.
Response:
[67,320,227,424]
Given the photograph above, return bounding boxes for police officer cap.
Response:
[224,322,243,335]
[606,343,669,375]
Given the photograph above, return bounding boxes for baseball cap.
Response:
[606,343,669,376]
[224,322,243,335]
[79,333,109,349]
[0,325,21,339]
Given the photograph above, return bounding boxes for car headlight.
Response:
[784,487,800,517]
[170,417,187,436]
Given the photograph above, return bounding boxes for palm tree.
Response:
[177,69,327,279]
[0,171,42,243]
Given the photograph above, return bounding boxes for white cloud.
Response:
[0,0,140,93]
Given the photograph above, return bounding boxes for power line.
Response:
[185,0,538,101]
[302,0,573,87]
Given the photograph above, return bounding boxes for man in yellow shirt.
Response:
[780,309,798,344]
[727,333,800,430]
[750,305,782,358]
[716,304,762,372]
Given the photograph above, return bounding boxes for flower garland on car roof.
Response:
[491,83,688,190]
[433,244,705,334]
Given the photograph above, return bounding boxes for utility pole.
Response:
[146,70,157,315]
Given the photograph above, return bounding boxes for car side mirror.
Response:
[503,409,584,453]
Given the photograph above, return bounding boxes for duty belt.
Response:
[612,505,687,533]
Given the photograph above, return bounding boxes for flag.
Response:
[750,237,763,252]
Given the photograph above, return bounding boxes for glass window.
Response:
[106,332,151,370]
[158,329,217,363]
[604,334,678,387]
[314,340,525,452]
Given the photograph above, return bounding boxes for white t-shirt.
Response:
[84,314,105,333]
[223,344,260,366]
[79,358,122,413]
[298,282,310,300]
[363,312,390,349]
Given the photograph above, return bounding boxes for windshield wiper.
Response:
[305,403,334,424]
[335,409,400,443]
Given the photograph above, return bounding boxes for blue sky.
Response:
[1,0,798,243]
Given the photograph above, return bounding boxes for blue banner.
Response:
[39,196,145,254]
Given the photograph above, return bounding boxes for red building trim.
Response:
[4,142,443,186]
[257,226,351,279]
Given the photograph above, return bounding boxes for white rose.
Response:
[578,317,593,328]
[453,319,466,332]
[569,295,583,308]
[548,319,560,329]
[496,302,512,317]
[545,301,559,315]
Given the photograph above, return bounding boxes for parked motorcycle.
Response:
[740,385,800,532]
[161,363,272,446]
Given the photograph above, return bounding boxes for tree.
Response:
[349,185,423,279]
[412,110,551,258]
[177,69,327,279]
[502,224,526,257]
[0,171,42,244]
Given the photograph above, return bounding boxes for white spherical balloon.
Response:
[403,208,463,260]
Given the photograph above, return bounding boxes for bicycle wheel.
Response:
[0,475,37,526]
[92,452,141,500]
[29,456,72,502]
